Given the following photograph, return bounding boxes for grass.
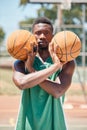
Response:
[0,67,87,96]
[0,56,87,96]
[0,68,20,95]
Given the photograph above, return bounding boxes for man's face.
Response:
[33,23,53,50]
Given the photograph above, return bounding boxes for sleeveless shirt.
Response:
[15,56,67,130]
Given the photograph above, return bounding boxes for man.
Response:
[13,17,75,130]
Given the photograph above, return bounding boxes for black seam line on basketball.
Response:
[64,31,68,62]
[56,47,81,55]
[13,33,32,57]
[56,48,81,60]
[70,35,77,57]
[53,38,63,59]
[70,36,79,58]
[9,33,18,53]
[14,54,27,59]
[16,53,27,58]
[13,34,18,53]
[70,48,81,58]
[13,33,32,56]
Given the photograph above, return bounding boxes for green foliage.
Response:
[0,27,5,44]
[19,17,35,31]
[0,68,20,95]
[19,2,87,66]
[19,17,34,25]
[63,4,83,24]
[37,4,57,22]
[19,3,87,25]
[19,0,28,6]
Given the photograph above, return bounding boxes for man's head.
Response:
[32,17,53,50]
[32,17,53,33]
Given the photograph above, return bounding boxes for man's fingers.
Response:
[24,47,30,53]
[49,42,54,53]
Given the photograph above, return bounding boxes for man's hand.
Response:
[24,47,36,72]
[49,41,67,65]
[49,41,61,64]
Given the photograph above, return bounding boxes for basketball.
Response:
[51,30,81,62]
[6,30,38,60]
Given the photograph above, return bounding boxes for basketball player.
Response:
[13,17,75,130]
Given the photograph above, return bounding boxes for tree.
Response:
[19,0,28,6]
[0,27,5,45]
[37,4,57,22]
[19,17,35,31]
[19,1,87,65]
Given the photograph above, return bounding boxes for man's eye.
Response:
[36,31,41,35]
[45,32,49,35]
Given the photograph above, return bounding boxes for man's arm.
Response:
[12,60,62,90]
[39,60,75,98]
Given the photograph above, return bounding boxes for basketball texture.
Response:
[7,30,38,60]
[51,30,81,62]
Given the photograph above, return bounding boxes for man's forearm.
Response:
[14,62,62,89]
[39,79,63,98]
[39,61,75,98]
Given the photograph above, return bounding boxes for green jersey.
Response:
[15,56,67,130]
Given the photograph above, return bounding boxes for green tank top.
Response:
[15,56,67,130]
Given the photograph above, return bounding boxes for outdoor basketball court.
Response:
[0,0,87,130]
[0,83,87,130]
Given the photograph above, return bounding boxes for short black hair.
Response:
[32,17,53,32]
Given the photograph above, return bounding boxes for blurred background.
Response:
[0,0,87,130]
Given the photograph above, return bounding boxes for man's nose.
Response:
[40,33,46,39]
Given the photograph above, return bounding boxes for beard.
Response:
[38,40,49,51]
[38,44,48,50]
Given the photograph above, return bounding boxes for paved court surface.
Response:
[0,94,87,130]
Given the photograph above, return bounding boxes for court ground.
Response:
[0,83,87,130]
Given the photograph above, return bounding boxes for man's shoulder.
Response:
[14,60,24,67]
[13,60,25,72]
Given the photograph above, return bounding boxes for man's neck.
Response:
[38,49,50,62]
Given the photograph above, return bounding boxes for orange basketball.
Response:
[6,30,38,60]
[51,30,81,62]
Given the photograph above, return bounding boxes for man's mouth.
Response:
[38,40,48,45]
